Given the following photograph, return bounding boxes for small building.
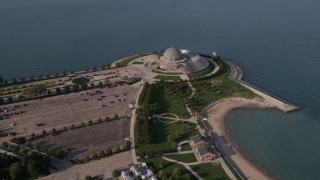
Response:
[197,146,216,161]
[191,135,208,149]
[121,171,133,180]
[129,163,158,180]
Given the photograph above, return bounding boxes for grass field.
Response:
[116,54,146,67]
[191,163,230,180]
[159,117,175,123]
[154,75,181,81]
[132,61,144,65]
[145,158,197,180]
[153,70,182,75]
[136,121,198,155]
[197,120,206,129]
[181,143,192,151]
[190,60,256,111]
[151,83,191,118]
[166,153,197,163]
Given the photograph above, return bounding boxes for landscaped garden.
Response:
[181,143,192,151]
[154,75,181,81]
[132,61,144,65]
[116,53,151,67]
[136,121,198,156]
[190,163,230,180]
[166,153,197,163]
[150,81,191,118]
[145,158,197,180]
[189,60,256,112]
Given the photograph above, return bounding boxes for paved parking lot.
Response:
[0,84,138,136]
[33,118,130,160]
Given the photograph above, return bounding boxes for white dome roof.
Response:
[163,47,182,61]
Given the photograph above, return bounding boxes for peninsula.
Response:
[0,47,298,180]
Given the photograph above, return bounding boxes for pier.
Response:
[226,61,299,112]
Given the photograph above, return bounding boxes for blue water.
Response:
[1,0,320,179]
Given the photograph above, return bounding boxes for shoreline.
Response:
[206,97,275,180]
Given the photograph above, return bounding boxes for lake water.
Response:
[1,0,320,179]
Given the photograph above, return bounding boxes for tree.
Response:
[106,148,112,155]
[64,85,70,93]
[104,79,110,84]
[98,82,103,87]
[1,142,9,148]
[98,118,102,123]
[88,120,93,125]
[0,74,3,84]
[7,96,13,103]
[9,163,22,180]
[105,116,110,121]
[51,128,57,135]
[42,130,47,136]
[85,156,90,163]
[159,159,164,169]
[92,153,98,159]
[172,168,181,179]
[73,85,79,92]
[12,78,17,84]
[114,114,119,120]
[112,169,121,177]
[99,150,106,157]
[31,133,35,140]
[0,97,3,104]
[55,87,61,94]
[72,77,89,85]
[81,83,88,90]
[85,175,92,180]
[158,170,165,179]
[183,173,191,180]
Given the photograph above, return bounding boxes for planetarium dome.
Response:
[163,47,182,61]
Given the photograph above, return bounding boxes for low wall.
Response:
[226,61,299,112]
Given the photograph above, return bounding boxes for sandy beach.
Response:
[207,97,274,180]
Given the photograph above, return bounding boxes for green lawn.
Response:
[197,120,206,129]
[145,158,197,180]
[116,54,149,67]
[190,60,256,111]
[151,82,191,118]
[153,70,182,75]
[159,117,175,123]
[166,153,197,163]
[154,75,181,81]
[45,84,57,89]
[191,163,230,180]
[132,61,144,65]
[136,121,198,155]
[181,143,192,151]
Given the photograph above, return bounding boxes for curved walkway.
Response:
[161,156,203,180]
[177,140,190,153]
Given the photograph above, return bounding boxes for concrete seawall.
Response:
[226,61,299,112]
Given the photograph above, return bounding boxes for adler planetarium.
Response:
[158,47,210,74]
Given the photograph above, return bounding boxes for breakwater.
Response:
[226,61,299,112]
